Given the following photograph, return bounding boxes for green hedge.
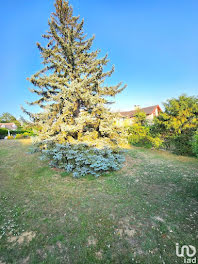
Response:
[10,130,34,136]
[0,128,8,139]
[0,128,35,139]
[192,131,198,157]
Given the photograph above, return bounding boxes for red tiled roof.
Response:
[119,105,161,118]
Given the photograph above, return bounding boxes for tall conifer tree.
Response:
[24,0,126,148]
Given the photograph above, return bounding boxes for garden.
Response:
[0,139,197,263]
[0,0,197,263]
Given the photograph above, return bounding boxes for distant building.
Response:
[117,105,162,125]
[0,123,18,130]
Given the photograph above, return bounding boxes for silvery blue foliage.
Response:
[40,143,125,178]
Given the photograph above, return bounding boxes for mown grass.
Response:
[0,139,197,264]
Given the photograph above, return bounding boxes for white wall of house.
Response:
[146,113,153,120]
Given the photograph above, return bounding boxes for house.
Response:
[0,123,18,130]
[118,105,162,125]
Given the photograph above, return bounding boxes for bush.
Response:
[148,136,163,149]
[128,124,149,145]
[40,143,125,178]
[0,128,8,139]
[153,95,198,156]
[10,130,23,135]
[173,134,194,156]
[192,131,198,157]
[163,132,195,156]
[7,136,14,140]
[128,124,163,149]
[10,129,35,136]
[15,134,25,139]
[23,132,32,137]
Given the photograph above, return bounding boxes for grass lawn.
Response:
[0,139,198,264]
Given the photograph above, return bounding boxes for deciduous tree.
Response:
[154,94,198,155]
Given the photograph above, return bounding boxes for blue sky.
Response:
[0,0,198,118]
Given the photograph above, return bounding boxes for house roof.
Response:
[0,123,17,129]
[0,123,16,126]
[119,105,161,118]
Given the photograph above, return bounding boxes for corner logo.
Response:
[176,243,197,263]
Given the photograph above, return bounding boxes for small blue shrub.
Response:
[40,143,125,178]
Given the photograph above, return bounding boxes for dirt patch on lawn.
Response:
[120,154,140,176]
[7,231,36,244]
[116,217,136,239]
[95,250,103,260]
[87,236,97,246]
[153,216,165,223]
[20,256,30,264]
[51,167,64,172]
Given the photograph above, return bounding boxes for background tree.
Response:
[154,94,198,155]
[0,112,21,127]
[127,109,162,149]
[19,116,41,135]
[23,0,126,148]
[133,110,147,126]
